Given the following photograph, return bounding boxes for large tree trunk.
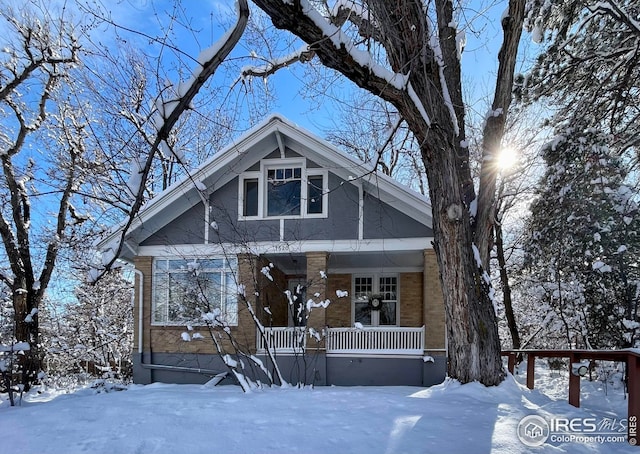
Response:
[421,129,504,385]
[13,278,41,391]
[251,0,525,386]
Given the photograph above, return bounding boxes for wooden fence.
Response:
[502,349,640,445]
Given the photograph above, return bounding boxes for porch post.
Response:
[237,253,260,352]
[568,352,581,408]
[306,251,329,338]
[423,249,445,352]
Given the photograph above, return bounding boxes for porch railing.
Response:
[257,326,424,355]
[327,326,424,354]
[257,326,307,354]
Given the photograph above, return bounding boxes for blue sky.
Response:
[88,0,524,136]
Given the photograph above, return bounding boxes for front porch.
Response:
[257,326,425,356]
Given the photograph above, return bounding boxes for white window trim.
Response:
[238,171,261,220]
[351,273,400,327]
[237,158,328,220]
[151,257,238,327]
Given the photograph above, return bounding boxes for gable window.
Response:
[239,159,327,219]
[307,175,324,214]
[243,178,259,217]
[267,167,302,216]
[152,257,238,326]
[353,274,398,326]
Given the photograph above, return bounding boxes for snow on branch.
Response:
[331,0,373,23]
[427,28,459,136]
[296,0,409,90]
[240,45,316,79]
[590,1,640,36]
[94,0,250,281]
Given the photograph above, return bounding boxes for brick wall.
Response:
[327,273,352,327]
[423,249,446,351]
[400,272,423,327]
[305,251,328,329]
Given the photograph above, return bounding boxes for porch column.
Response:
[423,249,446,352]
[237,253,260,351]
[306,251,329,330]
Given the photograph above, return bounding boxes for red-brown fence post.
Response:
[568,352,581,408]
[628,353,639,446]
[508,352,516,375]
[527,353,535,389]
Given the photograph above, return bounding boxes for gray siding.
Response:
[140,204,206,246]
[363,191,433,239]
[283,173,359,241]
[133,352,446,387]
[140,171,432,247]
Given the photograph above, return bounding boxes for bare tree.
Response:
[323,93,428,195]
[0,3,82,391]
[244,0,526,386]
[97,0,251,276]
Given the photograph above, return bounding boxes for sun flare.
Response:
[496,147,518,170]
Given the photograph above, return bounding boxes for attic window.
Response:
[238,159,327,220]
[307,175,324,214]
[267,167,302,216]
[243,178,259,217]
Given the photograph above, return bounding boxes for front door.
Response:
[353,275,398,326]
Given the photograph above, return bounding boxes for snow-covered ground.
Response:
[1,362,636,453]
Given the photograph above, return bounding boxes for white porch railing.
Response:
[326,326,424,355]
[257,326,424,355]
[257,326,307,354]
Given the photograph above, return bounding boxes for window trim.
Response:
[238,158,328,220]
[151,257,238,327]
[239,171,261,219]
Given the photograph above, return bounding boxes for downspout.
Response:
[133,269,144,355]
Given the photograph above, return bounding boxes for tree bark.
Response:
[495,220,521,350]
[476,0,526,268]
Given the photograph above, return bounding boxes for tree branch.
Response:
[475,0,525,267]
[100,0,250,275]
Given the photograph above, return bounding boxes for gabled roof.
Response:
[98,114,432,256]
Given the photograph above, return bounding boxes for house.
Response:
[98,114,446,387]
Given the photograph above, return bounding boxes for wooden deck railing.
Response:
[502,349,640,445]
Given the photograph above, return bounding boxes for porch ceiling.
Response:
[265,250,425,275]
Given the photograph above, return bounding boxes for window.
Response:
[267,167,302,216]
[238,159,327,219]
[152,258,238,326]
[243,178,258,217]
[353,275,398,326]
[307,175,324,214]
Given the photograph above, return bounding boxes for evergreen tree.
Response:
[521,125,639,348]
